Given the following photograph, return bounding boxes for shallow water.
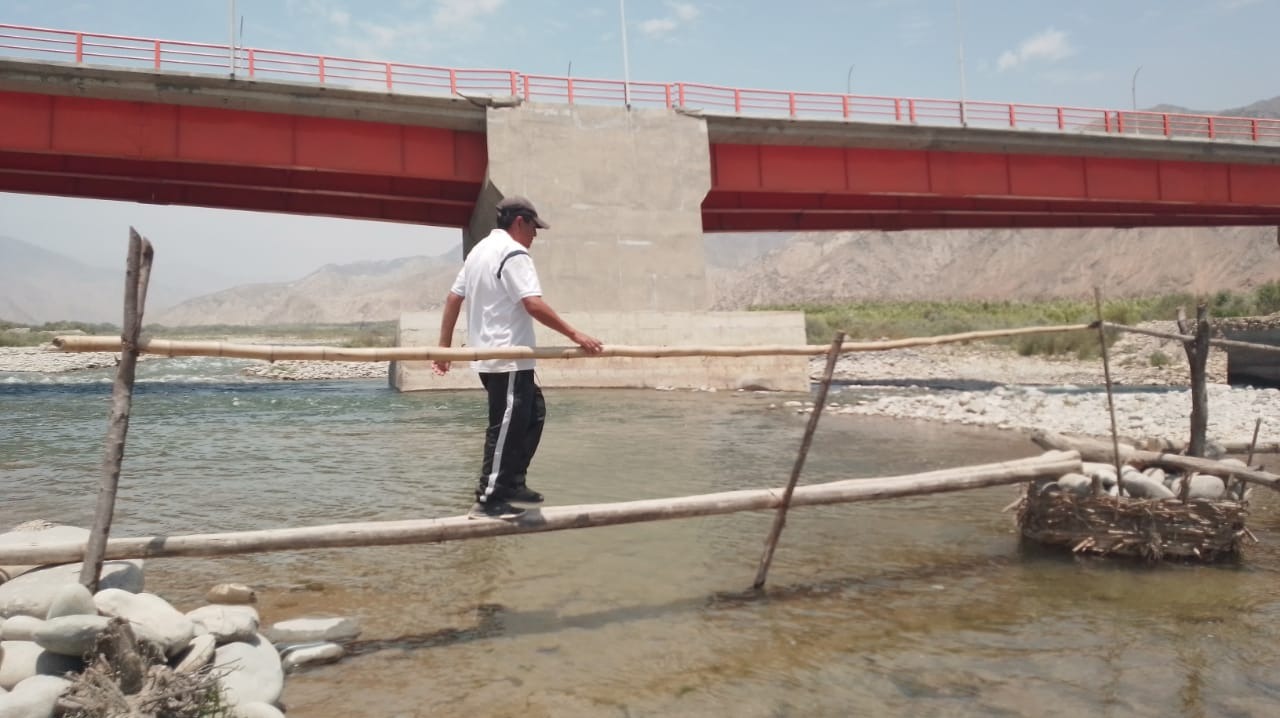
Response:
[2,360,1278,717]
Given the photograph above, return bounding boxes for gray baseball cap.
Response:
[496,195,550,229]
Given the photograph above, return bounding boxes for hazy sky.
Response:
[2,0,1277,287]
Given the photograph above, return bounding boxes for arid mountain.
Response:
[11,227,1279,327]
[709,226,1280,308]
[149,253,461,326]
[1148,96,1280,119]
[0,236,189,324]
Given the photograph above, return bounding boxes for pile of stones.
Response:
[1041,459,1250,501]
[0,522,360,717]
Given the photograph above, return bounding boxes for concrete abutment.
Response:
[394,103,809,392]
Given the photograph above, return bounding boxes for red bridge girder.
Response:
[704,144,1280,231]
[0,90,486,225]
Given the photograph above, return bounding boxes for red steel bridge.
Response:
[1,23,1279,231]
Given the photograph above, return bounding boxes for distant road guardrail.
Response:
[3,23,1279,145]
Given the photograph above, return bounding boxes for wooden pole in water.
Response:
[0,452,1083,566]
[1093,288,1124,495]
[753,332,845,590]
[80,228,153,592]
[1031,430,1280,490]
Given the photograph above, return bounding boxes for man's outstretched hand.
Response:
[573,332,604,354]
[432,360,451,375]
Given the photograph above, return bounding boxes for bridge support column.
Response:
[394,104,808,392]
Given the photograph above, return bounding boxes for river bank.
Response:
[5,321,1274,451]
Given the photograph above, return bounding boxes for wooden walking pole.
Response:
[1176,304,1211,458]
[1092,288,1124,495]
[0,452,1084,566]
[80,228,154,592]
[753,332,845,589]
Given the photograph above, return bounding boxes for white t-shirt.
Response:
[449,228,543,373]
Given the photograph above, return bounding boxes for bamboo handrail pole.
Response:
[50,324,1093,362]
[1101,322,1280,355]
[754,332,844,589]
[1031,430,1280,490]
[0,451,1081,566]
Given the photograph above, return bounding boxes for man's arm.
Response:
[522,296,603,353]
[432,292,465,375]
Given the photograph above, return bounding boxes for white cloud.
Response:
[286,0,505,58]
[997,28,1074,72]
[432,0,505,31]
[670,2,701,22]
[639,18,678,37]
[639,1,700,39]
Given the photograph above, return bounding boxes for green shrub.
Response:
[1255,281,1280,315]
[757,292,1257,358]
[1149,350,1172,368]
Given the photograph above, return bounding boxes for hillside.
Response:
[0,236,189,324]
[149,253,461,326]
[709,226,1280,308]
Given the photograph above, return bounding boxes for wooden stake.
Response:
[753,332,845,590]
[1243,417,1263,499]
[0,451,1082,566]
[1093,288,1124,495]
[1176,304,1211,458]
[1247,417,1263,467]
[80,229,153,592]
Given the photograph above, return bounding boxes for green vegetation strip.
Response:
[764,283,1280,358]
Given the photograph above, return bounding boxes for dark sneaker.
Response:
[508,485,545,504]
[468,501,526,520]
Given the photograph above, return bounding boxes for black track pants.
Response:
[476,369,545,503]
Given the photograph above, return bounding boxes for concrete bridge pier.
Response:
[393,103,808,392]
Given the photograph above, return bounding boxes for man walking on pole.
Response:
[433,196,604,520]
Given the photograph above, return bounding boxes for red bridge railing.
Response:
[3,23,1278,145]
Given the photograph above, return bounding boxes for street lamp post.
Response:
[955,0,968,127]
[1131,65,1143,111]
[228,0,236,77]
[846,63,855,95]
[619,0,632,108]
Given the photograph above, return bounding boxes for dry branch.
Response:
[1018,488,1248,561]
[0,451,1080,566]
[51,324,1093,362]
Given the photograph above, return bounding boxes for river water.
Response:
[2,360,1279,717]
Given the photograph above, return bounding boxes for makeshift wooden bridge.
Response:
[14,230,1280,587]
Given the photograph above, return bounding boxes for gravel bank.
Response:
[800,324,1276,449]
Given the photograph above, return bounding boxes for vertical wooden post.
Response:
[1176,304,1210,458]
[1093,288,1124,494]
[1240,417,1262,499]
[753,332,845,590]
[80,229,154,591]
